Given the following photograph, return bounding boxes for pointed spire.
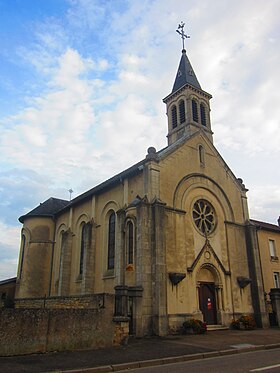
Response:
[172,49,201,93]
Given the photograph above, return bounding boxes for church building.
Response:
[15,31,269,336]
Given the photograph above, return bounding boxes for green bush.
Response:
[231,315,256,330]
[182,319,207,334]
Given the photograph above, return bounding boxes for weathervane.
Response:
[176,21,190,50]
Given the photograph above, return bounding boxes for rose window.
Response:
[192,199,216,235]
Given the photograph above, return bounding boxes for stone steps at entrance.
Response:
[207,324,229,331]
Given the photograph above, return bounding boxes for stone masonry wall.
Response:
[0,294,129,356]
[15,293,105,309]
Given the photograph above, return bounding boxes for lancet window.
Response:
[108,212,116,270]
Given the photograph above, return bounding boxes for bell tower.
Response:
[163,23,213,146]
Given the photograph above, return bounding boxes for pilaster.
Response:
[82,221,97,294]
[151,199,168,336]
[116,209,126,285]
[143,147,160,201]
[245,223,269,327]
[136,199,152,335]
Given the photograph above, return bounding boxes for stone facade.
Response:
[13,47,272,340]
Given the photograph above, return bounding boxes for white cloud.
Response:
[0,221,20,280]
[0,221,20,251]
[1,48,99,187]
[248,185,280,224]
[1,0,280,279]
[0,259,18,280]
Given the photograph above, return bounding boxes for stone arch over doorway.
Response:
[197,265,222,325]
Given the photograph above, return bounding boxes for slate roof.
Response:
[19,197,70,223]
[0,277,17,286]
[172,49,201,93]
[250,219,280,233]
[18,157,148,222]
[19,130,248,222]
[67,158,146,208]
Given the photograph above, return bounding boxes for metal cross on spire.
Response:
[176,21,190,50]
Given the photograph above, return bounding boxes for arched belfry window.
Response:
[108,212,116,270]
[171,105,177,129]
[192,100,198,122]
[200,104,207,126]
[19,234,26,278]
[179,100,186,124]
[127,221,134,265]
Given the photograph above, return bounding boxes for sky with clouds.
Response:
[0,0,280,280]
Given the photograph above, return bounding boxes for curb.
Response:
[46,343,280,373]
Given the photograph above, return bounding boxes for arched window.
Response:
[171,105,177,129]
[199,145,205,165]
[108,212,116,270]
[200,104,207,126]
[179,100,186,124]
[19,234,26,278]
[127,221,134,264]
[192,99,198,122]
[79,224,87,275]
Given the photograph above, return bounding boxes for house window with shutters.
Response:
[269,239,277,260]
[273,272,280,288]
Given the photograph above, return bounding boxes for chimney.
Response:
[278,216,280,227]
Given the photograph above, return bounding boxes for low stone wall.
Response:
[0,294,129,356]
[15,293,106,309]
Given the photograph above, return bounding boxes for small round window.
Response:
[192,199,216,235]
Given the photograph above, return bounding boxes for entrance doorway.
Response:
[199,282,217,324]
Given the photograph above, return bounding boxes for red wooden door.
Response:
[199,282,217,324]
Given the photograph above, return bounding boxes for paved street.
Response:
[117,348,280,373]
[0,329,280,373]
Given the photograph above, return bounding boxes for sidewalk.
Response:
[1,329,280,373]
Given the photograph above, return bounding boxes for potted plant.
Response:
[230,315,256,330]
[182,319,207,334]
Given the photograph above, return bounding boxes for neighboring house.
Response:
[251,219,280,293]
[0,277,16,307]
[15,46,270,336]
[250,218,280,326]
